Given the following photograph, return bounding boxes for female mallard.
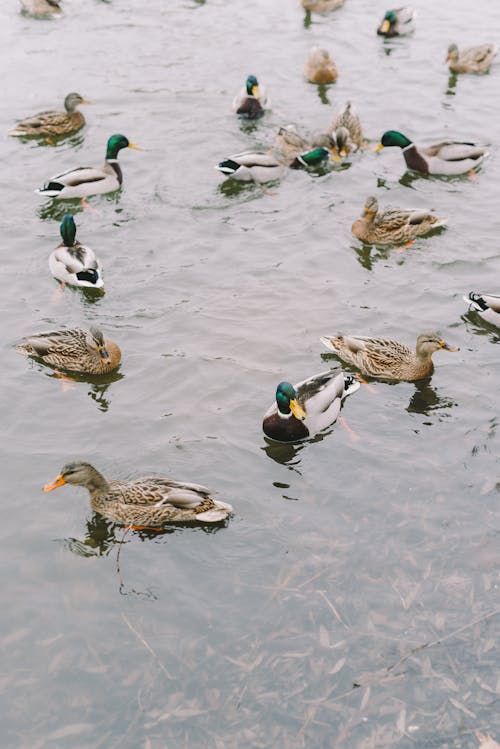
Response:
[9,93,87,138]
[320,333,458,381]
[329,102,363,152]
[374,130,488,175]
[463,292,500,326]
[17,327,121,374]
[44,461,233,526]
[263,370,359,443]
[36,134,141,199]
[302,0,344,12]
[49,215,104,289]
[232,75,270,120]
[274,125,334,160]
[305,47,338,84]
[351,196,446,245]
[446,43,497,74]
[20,0,62,15]
[377,8,415,37]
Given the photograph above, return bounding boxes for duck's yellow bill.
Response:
[372,143,384,153]
[251,85,259,98]
[380,19,391,33]
[330,152,341,163]
[290,398,306,421]
[128,143,142,150]
[44,475,66,492]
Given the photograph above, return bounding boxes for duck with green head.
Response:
[9,93,88,138]
[263,370,359,443]
[36,134,141,199]
[374,130,488,175]
[49,215,104,289]
[377,8,415,37]
[232,74,270,119]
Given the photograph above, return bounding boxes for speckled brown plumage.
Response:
[17,327,121,374]
[446,43,497,74]
[352,196,446,245]
[9,93,86,138]
[305,47,338,84]
[329,102,363,150]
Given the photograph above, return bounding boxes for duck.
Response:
[49,215,104,289]
[9,93,87,138]
[274,125,335,160]
[35,134,141,199]
[302,0,344,12]
[43,461,233,526]
[216,152,287,182]
[351,196,446,245]
[263,370,359,443]
[320,333,458,381]
[17,327,121,374]
[463,292,500,326]
[377,8,415,37]
[374,130,488,175]
[232,75,270,119]
[20,0,62,15]
[329,102,363,152]
[305,47,338,84]
[446,43,497,74]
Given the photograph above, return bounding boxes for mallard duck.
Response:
[36,134,141,199]
[288,146,332,169]
[232,75,270,120]
[263,370,359,443]
[49,215,104,289]
[463,292,500,326]
[44,461,233,526]
[446,43,497,74]
[216,152,287,182]
[305,47,338,84]
[320,333,458,381]
[329,102,363,152]
[351,196,446,245]
[9,93,87,138]
[17,327,121,374]
[377,8,415,37]
[302,0,344,12]
[374,131,488,175]
[274,125,334,160]
[20,0,62,15]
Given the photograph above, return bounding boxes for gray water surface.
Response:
[1,1,500,747]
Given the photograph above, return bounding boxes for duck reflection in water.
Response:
[406,378,456,416]
[43,368,124,412]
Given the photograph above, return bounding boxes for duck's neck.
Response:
[83,468,110,495]
[107,161,123,184]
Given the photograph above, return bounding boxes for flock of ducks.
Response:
[12,1,500,530]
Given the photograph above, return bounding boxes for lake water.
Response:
[1,0,500,747]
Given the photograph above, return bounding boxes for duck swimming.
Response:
[17,327,121,374]
[377,8,415,37]
[305,47,338,84]
[351,196,446,245]
[463,292,500,326]
[232,75,270,119]
[44,461,233,527]
[36,134,141,199]
[263,370,359,443]
[9,93,87,138]
[374,130,488,175]
[49,215,104,289]
[446,43,497,74]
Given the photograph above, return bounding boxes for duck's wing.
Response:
[466,43,497,64]
[424,142,486,161]
[295,369,345,411]
[53,245,98,273]
[121,477,212,508]
[48,166,109,188]
[19,329,86,358]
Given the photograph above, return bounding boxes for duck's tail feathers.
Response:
[463,292,488,312]
[35,181,64,197]
[197,500,233,523]
[319,335,338,353]
[342,374,360,398]
[216,159,240,176]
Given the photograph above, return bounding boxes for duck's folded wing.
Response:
[50,167,108,187]
[426,142,485,161]
[22,330,82,357]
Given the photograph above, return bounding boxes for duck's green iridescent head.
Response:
[246,74,259,97]
[106,134,141,160]
[375,130,413,151]
[60,214,76,246]
[379,10,396,33]
[276,382,307,420]
[299,147,330,166]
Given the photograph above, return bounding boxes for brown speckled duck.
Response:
[44,462,233,526]
[329,102,363,152]
[446,43,497,74]
[320,333,458,381]
[302,0,344,12]
[305,47,338,84]
[17,327,121,374]
[9,93,87,138]
[352,196,446,245]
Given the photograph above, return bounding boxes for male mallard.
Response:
[446,43,497,74]
[329,102,363,152]
[49,215,104,289]
[274,125,334,160]
[374,130,488,175]
[302,0,344,12]
[377,8,415,37]
[263,370,359,443]
[36,134,141,199]
[320,333,458,381]
[44,461,233,526]
[9,93,87,138]
[17,327,121,374]
[232,75,270,120]
[351,196,446,245]
[216,152,287,182]
[20,0,61,15]
[305,47,338,84]
[463,292,500,326]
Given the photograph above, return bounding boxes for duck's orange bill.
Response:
[128,143,142,150]
[372,143,384,153]
[44,475,66,492]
